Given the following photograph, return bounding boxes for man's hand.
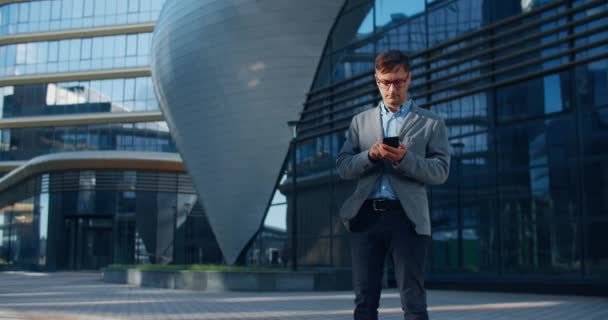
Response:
[379,143,407,163]
[369,141,407,163]
[368,141,383,161]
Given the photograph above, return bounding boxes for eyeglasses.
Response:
[375,75,409,89]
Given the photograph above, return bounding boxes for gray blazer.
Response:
[336,102,450,235]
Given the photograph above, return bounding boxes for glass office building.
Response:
[1,0,606,292]
[260,0,608,290]
[0,0,222,270]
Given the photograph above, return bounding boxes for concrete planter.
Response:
[102,268,352,292]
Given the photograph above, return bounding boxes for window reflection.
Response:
[0,33,153,77]
[0,0,166,36]
[0,77,159,118]
[496,72,571,123]
[375,0,425,29]
[0,121,176,161]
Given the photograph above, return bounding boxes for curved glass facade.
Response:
[0,170,222,269]
[0,77,159,118]
[0,0,165,36]
[266,0,608,288]
[0,1,216,270]
[0,32,152,76]
[0,121,175,161]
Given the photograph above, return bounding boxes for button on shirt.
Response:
[367,99,412,200]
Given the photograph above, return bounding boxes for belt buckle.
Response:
[372,199,387,212]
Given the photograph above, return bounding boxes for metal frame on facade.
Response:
[298,0,607,142]
[0,16,158,130]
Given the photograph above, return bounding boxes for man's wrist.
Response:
[392,151,407,165]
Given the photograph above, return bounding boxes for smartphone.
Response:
[382,136,400,148]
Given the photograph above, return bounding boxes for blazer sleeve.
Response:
[392,118,450,185]
[336,116,377,180]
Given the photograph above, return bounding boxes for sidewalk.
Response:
[0,271,606,320]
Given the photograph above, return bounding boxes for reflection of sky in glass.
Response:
[358,9,374,35]
[357,0,427,35]
[39,192,49,240]
[543,74,564,114]
[264,191,287,230]
[271,190,286,205]
[375,0,425,26]
[264,204,286,230]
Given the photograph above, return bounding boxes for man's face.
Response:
[375,66,411,108]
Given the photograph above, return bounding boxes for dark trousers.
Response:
[349,201,431,320]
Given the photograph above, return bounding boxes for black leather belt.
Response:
[364,199,402,212]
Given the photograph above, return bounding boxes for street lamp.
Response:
[287,120,299,272]
[451,142,465,270]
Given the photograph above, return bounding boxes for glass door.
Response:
[64,217,113,270]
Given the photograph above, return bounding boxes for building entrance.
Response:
[64,217,112,270]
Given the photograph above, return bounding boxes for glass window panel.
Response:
[375,0,425,28]
[37,42,47,64]
[496,115,580,223]
[124,79,135,101]
[587,221,608,276]
[137,33,150,56]
[29,1,42,23]
[61,0,73,19]
[151,0,164,11]
[431,229,459,270]
[114,35,126,58]
[146,78,156,100]
[39,1,51,22]
[135,77,148,101]
[0,47,5,72]
[576,59,608,111]
[91,37,103,59]
[48,41,59,62]
[101,80,113,103]
[69,39,80,61]
[427,0,485,46]
[496,72,571,123]
[116,0,128,14]
[103,36,114,59]
[72,0,84,18]
[579,103,608,220]
[83,0,94,17]
[6,46,16,73]
[51,1,62,20]
[501,221,580,273]
[88,80,102,103]
[58,39,70,61]
[81,38,92,60]
[18,2,29,23]
[106,0,118,15]
[112,79,125,105]
[126,34,138,57]
[581,158,608,219]
[95,0,106,15]
[15,43,26,64]
[128,0,139,13]
[140,0,151,12]
[8,5,18,24]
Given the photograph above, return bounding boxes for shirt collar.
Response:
[381,97,413,117]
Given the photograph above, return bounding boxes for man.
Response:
[336,50,450,320]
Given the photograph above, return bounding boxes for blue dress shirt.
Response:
[367,99,412,200]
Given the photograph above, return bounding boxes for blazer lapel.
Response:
[399,104,421,139]
[371,103,384,141]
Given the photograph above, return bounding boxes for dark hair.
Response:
[375,50,410,73]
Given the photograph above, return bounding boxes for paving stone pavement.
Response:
[0,271,607,320]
